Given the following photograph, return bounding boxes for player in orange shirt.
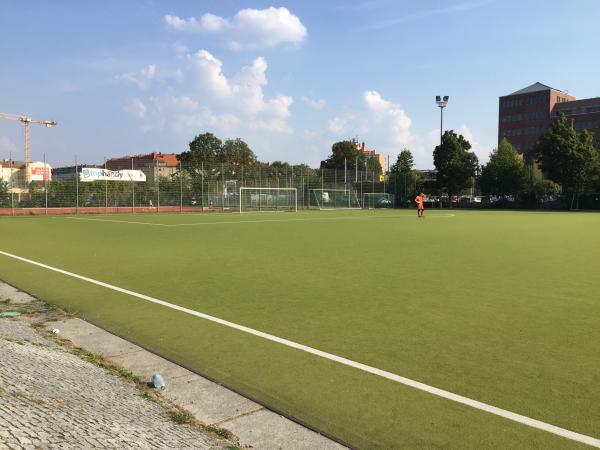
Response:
[415,193,425,218]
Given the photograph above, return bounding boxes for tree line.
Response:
[387,113,600,207]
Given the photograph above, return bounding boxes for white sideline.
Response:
[0,249,597,448]
[58,213,456,227]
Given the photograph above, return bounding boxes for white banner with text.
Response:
[80,167,147,182]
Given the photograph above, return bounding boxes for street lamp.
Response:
[436,95,449,208]
[435,95,449,147]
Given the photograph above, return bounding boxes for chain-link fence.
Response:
[2,156,599,214]
[0,157,392,215]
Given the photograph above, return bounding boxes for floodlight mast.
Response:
[435,95,449,208]
[0,112,57,175]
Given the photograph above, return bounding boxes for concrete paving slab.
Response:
[47,318,144,357]
[0,283,35,304]
[223,408,346,450]
[40,313,348,449]
[163,374,261,425]
[109,350,194,382]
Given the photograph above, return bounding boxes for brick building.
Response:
[106,152,180,182]
[499,82,600,161]
[356,142,387,173]
[553,97,600,145]
[498,82,575,161]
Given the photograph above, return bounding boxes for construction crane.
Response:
[0,112,57,173]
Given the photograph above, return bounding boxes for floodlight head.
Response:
[436,95,441,102]
[443,96,449,102]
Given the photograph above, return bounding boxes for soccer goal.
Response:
[239,187,298,213]
[363,193,394,209]
[309,189,361,210]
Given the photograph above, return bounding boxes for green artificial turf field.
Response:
[0,210,599,449]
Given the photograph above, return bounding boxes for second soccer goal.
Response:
[239,187,298,212]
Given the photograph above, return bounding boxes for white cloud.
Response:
[124,98,147,119]
[363,90,412,146]
[460,124,488,163]
[302,96,326,109]
[137,50,293,137]
[173,42,189,55]
[248,118,292,134]
[119,64,156,89]
[190,50,232,98]
[188,50,293,120]
[149,95,240,135]
[328,117,347,134]
[165,7,307,50]
[324,91,437,166]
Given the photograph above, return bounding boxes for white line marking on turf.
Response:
[57,214,456,227]
[57,217,171,226]
[1,250,597,448]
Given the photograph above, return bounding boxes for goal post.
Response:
[309,188,361,210]
[363,192,394,209]
[239,187,298,213]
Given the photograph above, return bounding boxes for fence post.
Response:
[201,161,204,211]
[131,157,135,213]
[360,165,363,207]
[180,161,183,213]
[104,157,108,212]
[44,152,48,215]
[221,163,225,212]
[75,155,79,214]
[9,151,14,216]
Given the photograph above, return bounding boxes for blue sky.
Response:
[1,0,599,169]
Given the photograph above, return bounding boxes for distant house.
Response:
[356,142,387,173]
[1,159,51,188]
[106,152,180,182]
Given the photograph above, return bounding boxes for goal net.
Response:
[363,193,394,209]
[239,187,297,212]
[309,189,361,210]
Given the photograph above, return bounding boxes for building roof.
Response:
[554,97,600,109]
[509,82,566,95]
[107,152,179,167]
[0,160,24,169]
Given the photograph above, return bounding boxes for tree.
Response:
[433,130,479,201]
[218,138,257,166]
[366,156,382,175]
[179,132,223,168]
[0,180,9,207]
[321,139,365,169]
[520,166,561,207]
[389,149,417,206]
[533,114,599,193]
[390,149,414,175]
[479,139,527,199]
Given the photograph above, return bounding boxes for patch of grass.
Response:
[141,391,159,403]
[206,425,234,440]
[1,210,599,448]
[167,409,194,425]
[0,299,9,305]
[70,347,141,384]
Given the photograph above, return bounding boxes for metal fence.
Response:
[0,157,391,215]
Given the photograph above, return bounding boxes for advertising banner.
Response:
[80,167,147,182]
[30,166,51,181]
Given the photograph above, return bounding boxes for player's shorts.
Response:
[417,205,424,211]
